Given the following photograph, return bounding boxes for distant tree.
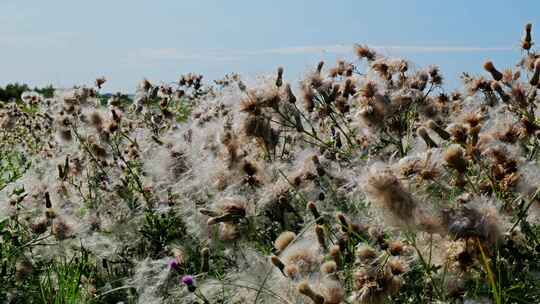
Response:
[0,83,55,102]
[34,85,55,98]
[0,83,29,102]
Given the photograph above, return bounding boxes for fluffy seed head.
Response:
[297,281,325,304]
[320,260,337,274]
[321,279,345,304]
[52,219,72,240]
[443,145,468,174]
[388,258,408,275]
[355,245,377,263]
[354,44,377,61]
[363,165,417,227]
[274,231,296,252]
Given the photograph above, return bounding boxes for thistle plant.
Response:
[1,22,540,304]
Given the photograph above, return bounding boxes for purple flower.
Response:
[181,275,194,286]
[169,259,179,270]
[181,275,196,292]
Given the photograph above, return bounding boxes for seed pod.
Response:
[316,61,324,74]
[307,201,324,225]
[469,125,481,148]
[483,61,503,81]
[530,59,540,86]
[311,155,326,177]
[427,120,450,140]
[444,145,468,174]
[200,247,210,273]
[57,164,65,180]
[199,208,221,217]
[522,23,533,50]
[491,81,510,102]
[274,231,296,252]
[297,281,325,304]
[270,255,285,275]
[44,192,52,209]
[284,83,296,103]
[417,127,438,148]
[315,225,327,250]
[276,67,284,87]
[329,245,341,267]
[336,212,350,232]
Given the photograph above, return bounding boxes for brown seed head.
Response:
[444,145,468,174]
[483,61,503,81]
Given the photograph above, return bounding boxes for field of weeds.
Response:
[1,23,540,304]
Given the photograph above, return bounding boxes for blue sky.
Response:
[0,0,538,92]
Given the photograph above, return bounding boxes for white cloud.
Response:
[128,44,514,63]
[371,45,513,53]
[0,31,75,48]
[126,48,245,63]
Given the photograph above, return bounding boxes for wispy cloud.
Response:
[370,45,513,53]
[252,44,514,55]
[126,48,245,64]
[0,31,75,48]
[128,44,514,63]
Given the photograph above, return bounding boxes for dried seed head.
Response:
[30,217,49,234]
[321,279,345,304]
[307,201,324,224]
[316,61,324,74]
[274,231,296,252]
[388,258,408,275]
[448,123,468,144]
[364,166,417,227]
[428,65,443,85]
[530,59,540,86]
[417,127,438,148]
[284,83,296,103]
[200,247,210,273]
[320,260,338,274]
[359,80,378,99]
[522,23,533,50]
[329,245,341,266]
[443,145,468,174]
[89,111,104,130]
[315,225,327,250]
[270,255,285,274]
[336,212,350,232]
[44,192,52,208]
[52,219,72,240]
[483,61,503,81]
[301,85,315,112]
[276,67,284,87]
[15,259,33,282]
[427,120,451,140]
[95,77,106,89]
[284,264,299,278]
[354,44,377,61]
[388,240,405,256]
[511,84,528,107]
[442,204,502,246]
[355,245,377,263]
[242,160,258,176]
[58,128,72,142]
[491,81,510,102]
[297,281,325,304]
